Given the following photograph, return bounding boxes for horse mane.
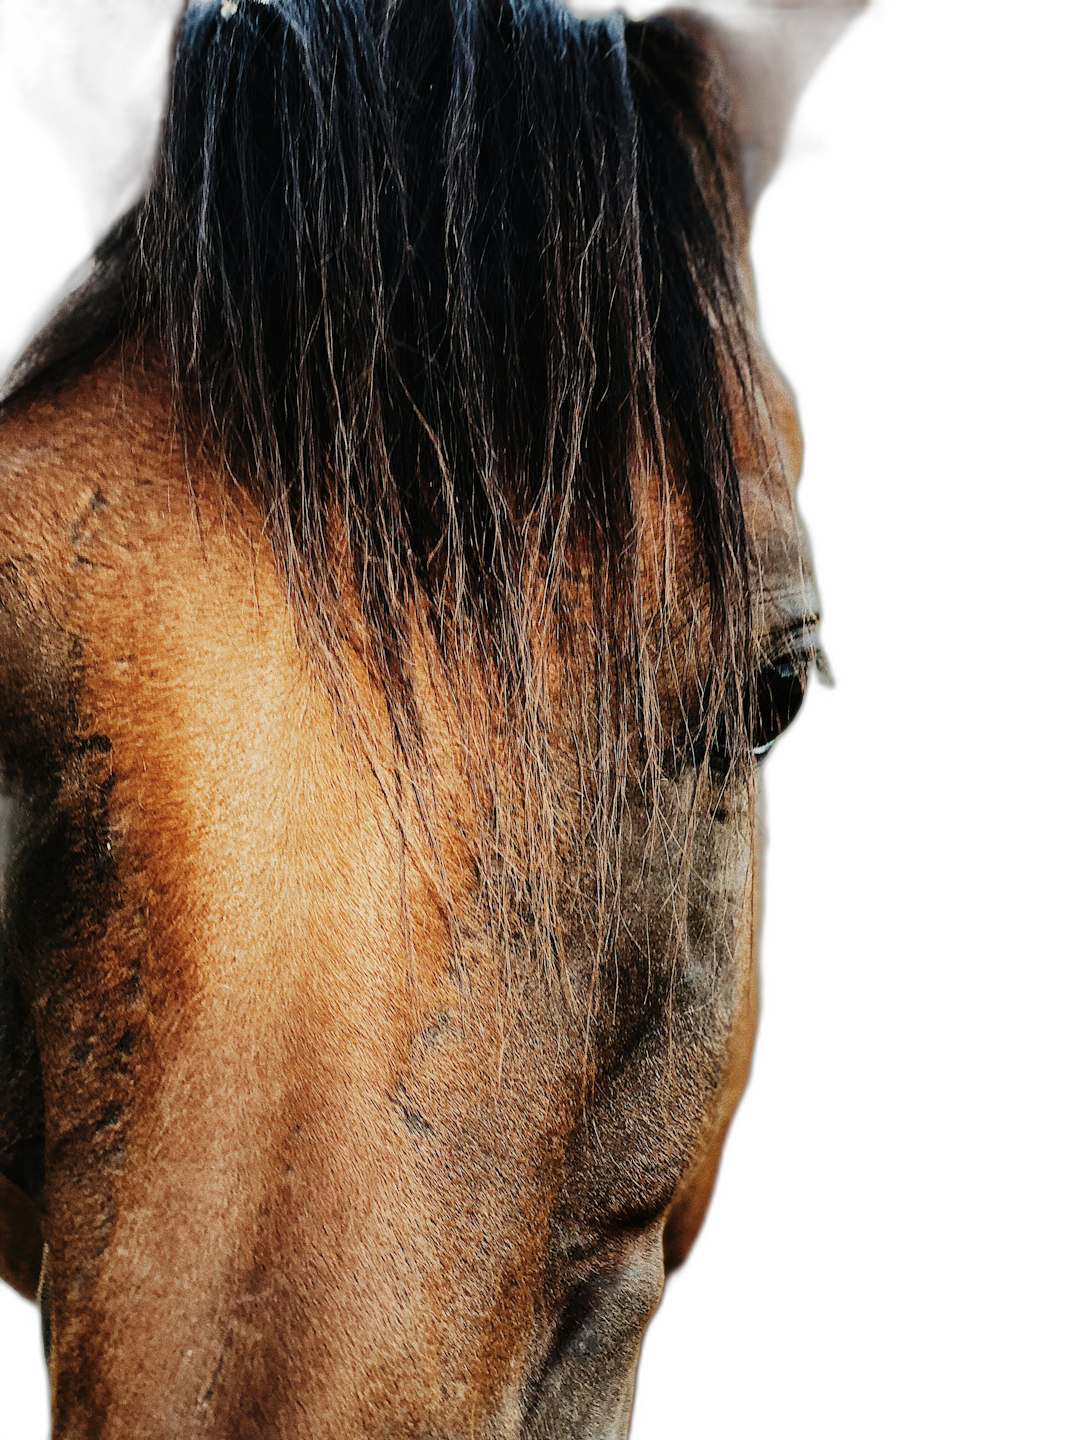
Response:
[7,0,768,966]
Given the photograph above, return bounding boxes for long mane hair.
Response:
[15,0,769,973]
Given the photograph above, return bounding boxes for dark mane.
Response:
[8,0,769,954]
[140,0,756,720]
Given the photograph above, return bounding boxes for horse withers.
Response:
[0,2,859,1435]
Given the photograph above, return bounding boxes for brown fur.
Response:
[0,317,812,1435]
[0,6,827,1435]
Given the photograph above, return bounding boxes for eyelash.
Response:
[668,642,829,777]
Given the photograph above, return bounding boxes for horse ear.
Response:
[0,0,184,236]
[669,1,868,213]
[668,1,869,213]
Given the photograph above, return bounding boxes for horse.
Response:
[0,1,856,1434]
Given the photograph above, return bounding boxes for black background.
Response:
[2,0,933,1428]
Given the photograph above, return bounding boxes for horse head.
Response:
[0,2,860,1434]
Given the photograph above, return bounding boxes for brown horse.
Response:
[0,2,856,1435]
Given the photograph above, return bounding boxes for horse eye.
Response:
[749,657,807,758]
[665,651,815,778]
